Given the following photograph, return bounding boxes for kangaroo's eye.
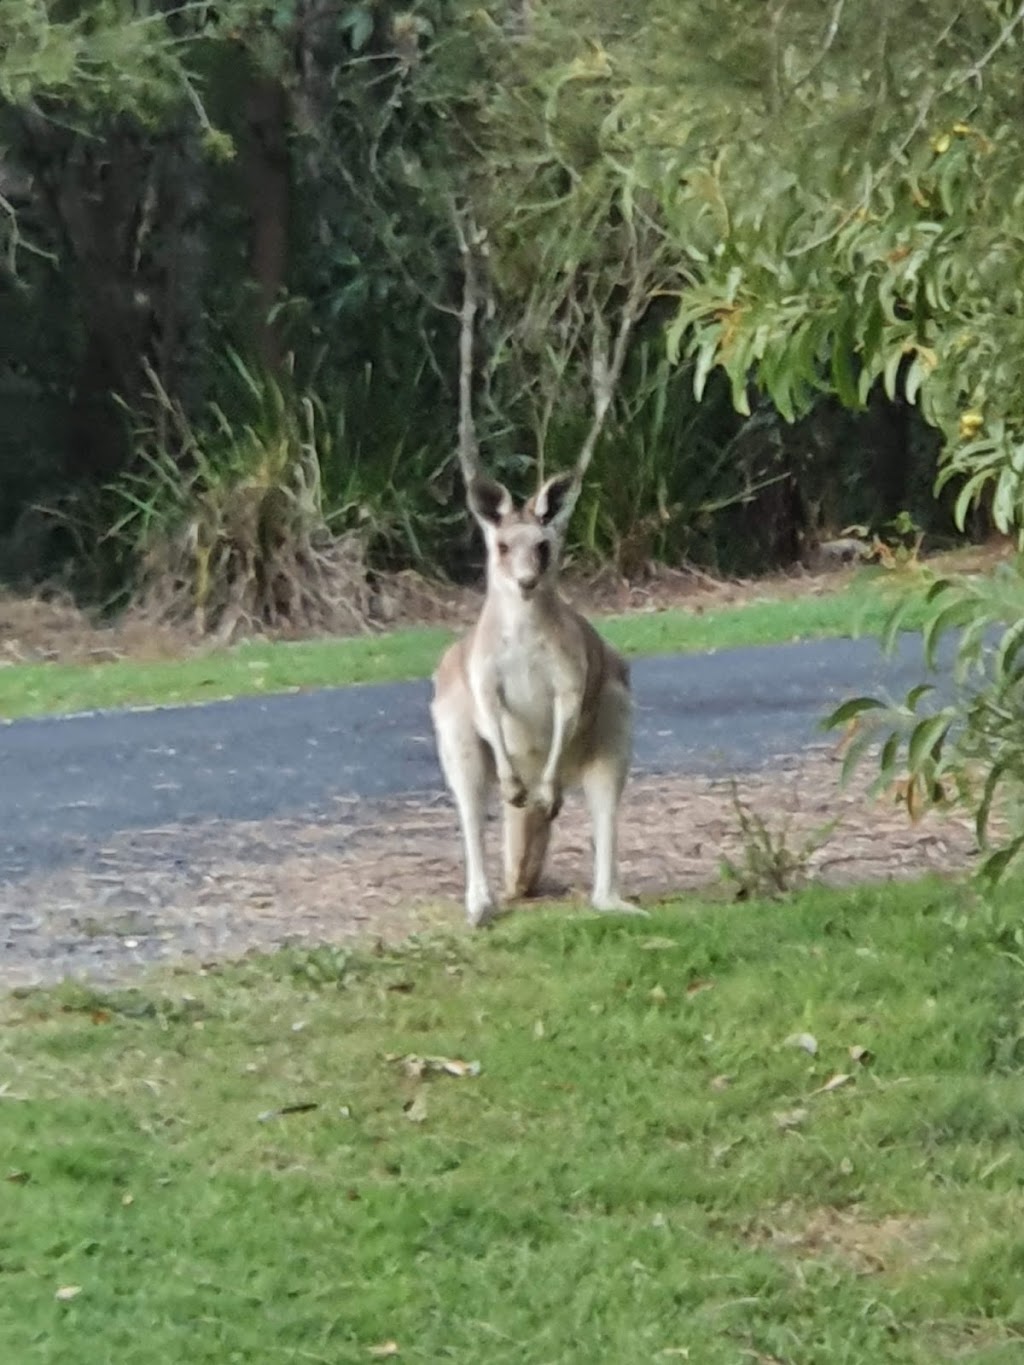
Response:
[537,541,551,571]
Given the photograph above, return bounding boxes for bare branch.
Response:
[572,226,650,487]
[791,0,846,96]
[452,205,484,488]
[947,0,1024,91]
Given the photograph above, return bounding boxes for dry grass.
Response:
[0,539,1012,668]
[749,1204,940,1276]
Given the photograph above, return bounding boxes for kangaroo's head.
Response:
[468,472,578,602]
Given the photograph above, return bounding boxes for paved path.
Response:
[0,633,944,883]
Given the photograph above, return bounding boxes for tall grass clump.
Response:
[109,352,378,642]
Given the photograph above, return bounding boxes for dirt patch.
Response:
[0,753,979,991]
[0,541,1013,666]
[751,1203,940,1276]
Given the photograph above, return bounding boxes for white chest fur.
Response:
[492,618,579,768]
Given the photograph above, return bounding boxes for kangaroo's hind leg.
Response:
[432,689,497,927]
[580,680,646,916]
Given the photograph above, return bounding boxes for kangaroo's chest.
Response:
[495,630,559,727]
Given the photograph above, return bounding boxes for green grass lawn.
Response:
[4,877,1024,1362]
[0,571,925,720]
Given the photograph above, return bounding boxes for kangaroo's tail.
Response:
[503,804,552,899]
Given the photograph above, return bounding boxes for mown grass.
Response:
[0,571,925,720]
[3,876,1024,1362]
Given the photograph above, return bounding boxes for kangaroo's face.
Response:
[468,474,577,601]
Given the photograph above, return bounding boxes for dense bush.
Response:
[0,0,1012,608]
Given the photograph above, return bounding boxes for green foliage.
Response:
[0,1,210,112]
[318,360,463,572]
[0,0,1000,608]
[655,2,1024,531]
[825,556,1024,884]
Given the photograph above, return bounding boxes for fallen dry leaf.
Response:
[848,1044,873,1064]
[710,1136,744,1163]
[55,1286,82,1302]
[784,1032,818,1055]
[649,984,668,1004]
[368,1343,400,1358]
[640,937,680,951]
[774,1107,809,1130]
[533,1019,545,1040]
[685,979,714,997]
[710,1074,732,1092]
[395,1055,481,1079]
[814,1073,853,1095]
[435,1058,480,1078]
[5,1169,30,1184]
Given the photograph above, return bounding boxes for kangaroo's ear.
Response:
[467,476,514,528]
[528,472,578,531]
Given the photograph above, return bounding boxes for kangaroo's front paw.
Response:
[499,772,529,808]
[535,778,563,822]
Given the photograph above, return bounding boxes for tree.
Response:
[634,1,1024,879]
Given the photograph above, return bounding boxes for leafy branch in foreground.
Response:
[825,558,1024,883]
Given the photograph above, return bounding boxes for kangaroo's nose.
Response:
[518,575,539,593]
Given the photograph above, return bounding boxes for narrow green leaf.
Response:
[976,760,1008,847]
[823,696,887,729]
[978,835,1024,888]
[906,682,936,709]
[907,713,952,773]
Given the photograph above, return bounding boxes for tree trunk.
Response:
[865,385,911,523]
[242,75,291,374]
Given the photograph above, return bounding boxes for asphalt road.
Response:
[0,632,950,885]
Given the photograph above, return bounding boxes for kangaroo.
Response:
[431,214,647,926]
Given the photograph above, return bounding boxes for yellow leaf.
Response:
[959,410,984,439]
[931,133,951,155]
[774,1107,809,1130]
